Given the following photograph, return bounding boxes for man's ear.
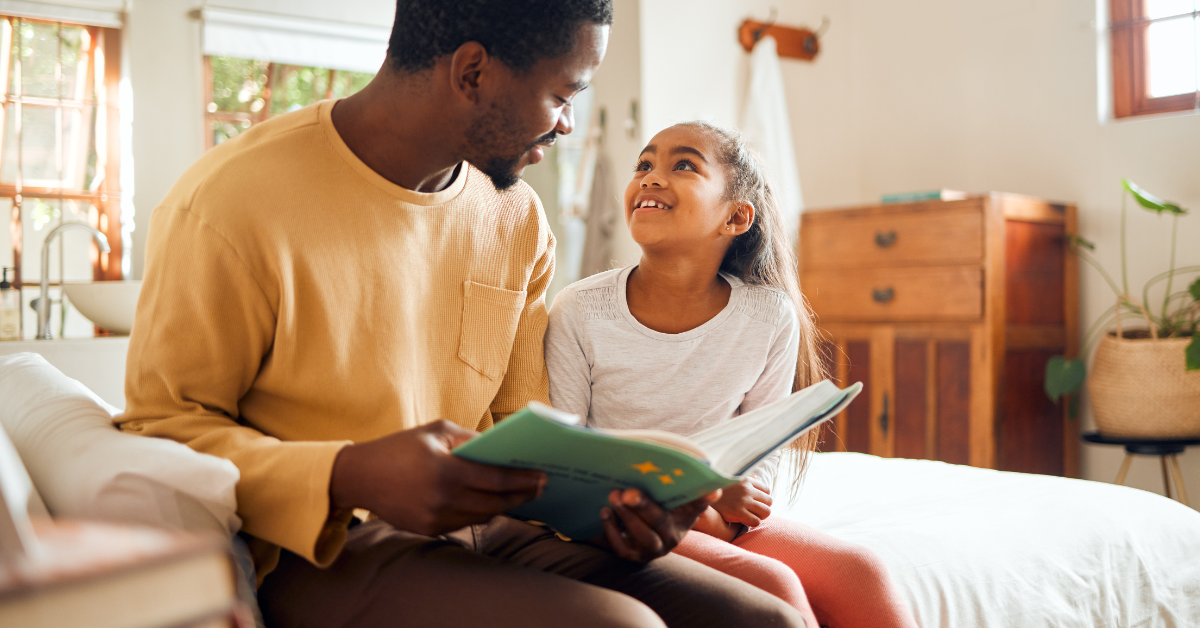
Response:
[726,201,755,236]
[448,41,491,104]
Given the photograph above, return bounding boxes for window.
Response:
[1111,0,1200,118]
[204,56,374,149]
[0,15,124,338]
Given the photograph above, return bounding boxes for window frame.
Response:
[1111,0,1200,119]
[0,15,124,293]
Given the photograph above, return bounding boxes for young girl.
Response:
[544,121,918,628]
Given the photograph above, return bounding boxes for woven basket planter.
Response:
[1090,333,1200,438]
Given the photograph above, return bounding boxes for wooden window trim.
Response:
[1111,0,1200,119]
[1,17,124,292]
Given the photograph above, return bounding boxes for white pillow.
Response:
[0,353,241,536]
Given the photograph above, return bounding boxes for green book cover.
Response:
[453,382,860,540]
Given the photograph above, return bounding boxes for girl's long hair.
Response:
[674,121,828,493]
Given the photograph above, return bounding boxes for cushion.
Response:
[0,353,240,536]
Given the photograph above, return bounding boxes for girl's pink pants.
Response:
[673,518,918,628]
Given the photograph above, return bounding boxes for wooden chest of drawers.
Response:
[800,193,1079,476]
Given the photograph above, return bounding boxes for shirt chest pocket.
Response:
[458,280,527,380]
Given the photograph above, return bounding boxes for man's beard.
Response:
[474,153,524,191]
[464,103,554,191]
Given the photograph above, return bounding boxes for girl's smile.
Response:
[632,193,674,212]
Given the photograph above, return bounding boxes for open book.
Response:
[454,379,862,539]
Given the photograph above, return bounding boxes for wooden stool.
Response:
[1082,432,1200,507]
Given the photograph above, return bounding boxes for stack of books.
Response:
[0,520,239,628]
[880,189,970,204]
[1,423,239,627]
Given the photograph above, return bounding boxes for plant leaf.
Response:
[1187,336,1200,372]
[1122,179,1187,216]
[1067,393,1080,420]
[1045,356,1087,402]
[1065,233,1096,250]
[1190,277,1200,301]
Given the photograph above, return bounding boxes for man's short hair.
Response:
[387,0,614,73]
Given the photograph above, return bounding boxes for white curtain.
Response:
[740,36,804,245]
[201,7,389,73]
[0,0,123,27]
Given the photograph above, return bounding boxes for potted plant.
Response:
[1045,179,1199,438]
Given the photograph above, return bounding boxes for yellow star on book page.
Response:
[632,461,661,474]
[658,475,675,485]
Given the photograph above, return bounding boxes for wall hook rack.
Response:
[751,8,777,43]
[738,12,827,61]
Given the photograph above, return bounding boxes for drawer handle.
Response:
[874,230,898,248]
[872,287,895,303]
[879,392,890,436]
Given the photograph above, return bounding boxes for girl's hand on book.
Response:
[596,487,721,562]
[711,477,773,527]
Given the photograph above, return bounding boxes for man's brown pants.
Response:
[258,517,807,628]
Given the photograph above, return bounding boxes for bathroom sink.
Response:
[62,281,142,335]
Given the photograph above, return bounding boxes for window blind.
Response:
[201,7,388,74]
[0,0,123,28]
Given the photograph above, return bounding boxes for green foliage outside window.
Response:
[206,56,374,147]
[12,20,85,99]
[209,56,268,115]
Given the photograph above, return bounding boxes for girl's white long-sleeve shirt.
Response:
[544,266,800,488]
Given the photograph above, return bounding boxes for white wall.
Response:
[623,0,1200,506]
[638,1,751,135]
[125,0,393,278]
[126,0,203,279]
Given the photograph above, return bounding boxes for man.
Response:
[120,1,806,626]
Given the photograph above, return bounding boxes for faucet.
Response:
[38,222,110,340]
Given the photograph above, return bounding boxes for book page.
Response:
[601,429,711,460]
[690,380,858,475]
[689,383,828,454]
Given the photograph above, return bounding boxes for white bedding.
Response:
[774,453,1200,628]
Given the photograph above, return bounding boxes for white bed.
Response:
[775,452,1200,628]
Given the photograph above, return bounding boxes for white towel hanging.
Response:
[740,36,804,245]
[579,148,620,279]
